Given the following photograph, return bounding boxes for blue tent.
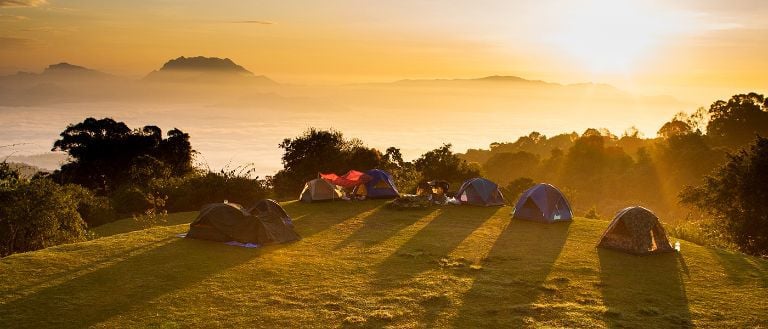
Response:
[354,169,399,199]
[512,183,573,223]
[456,178,505,206]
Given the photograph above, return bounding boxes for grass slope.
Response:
[1,200,766,328]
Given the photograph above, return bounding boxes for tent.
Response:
[320,170,371,188]
[248,199,301,244]
[512,183,573,223]
[597,206,674,255]
[186,200,301,245]
[353,169,399,199]
[455,178,505,206]
[299,178,343,202]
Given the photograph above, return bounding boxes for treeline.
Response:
[270,128,481,196]
[460,93,768,255]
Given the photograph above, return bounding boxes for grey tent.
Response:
[597,206,674,255]
[186,200,300,245]
[455,178,505,206]
[299,178,343,202]
[512,183,573,223]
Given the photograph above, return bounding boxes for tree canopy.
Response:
[51,117,194,193]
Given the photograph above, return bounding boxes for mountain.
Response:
[0,63,122,105]
[0,62,113,83]
[144,56,275,84]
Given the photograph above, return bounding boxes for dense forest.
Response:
[1,93,767,257]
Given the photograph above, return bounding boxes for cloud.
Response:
[0,14,28,21]
[0,0,47,7]
[231,20,274,25]
[21,26,75,32]
[0,36,31,48]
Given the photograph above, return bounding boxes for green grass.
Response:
[1,200,766,328]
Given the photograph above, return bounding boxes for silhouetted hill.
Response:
[158,56,252,74]
[41,62,109,77]
[0,62,112,83]
[144,56,275,84]
[0,63,122,105]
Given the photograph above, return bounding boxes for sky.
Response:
[0,0,767,102]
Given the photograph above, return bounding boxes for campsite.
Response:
[3,1,768,328]
[1,199,766,328]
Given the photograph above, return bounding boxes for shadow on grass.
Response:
[452,219,571,327]
[0,238,176,303]
[91,212,199,238]
[710,248,768,288]
[334,207,437,250]
[283,200,383,239]
[375,206,499,280]
[0,238,261,328]
[598,249,691,328]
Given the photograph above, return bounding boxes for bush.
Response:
[679,136,768,256]
[157,167,270,212]
[68,185,118,227]
[0,165,87,256]
[111,185,150,215]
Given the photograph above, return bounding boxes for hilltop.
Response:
[144,56,275,84]
[1,200,765,328]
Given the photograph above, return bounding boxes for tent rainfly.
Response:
[597,206,675,255]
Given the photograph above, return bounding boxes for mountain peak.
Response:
[158,56,252,75]
[44,62,91,72]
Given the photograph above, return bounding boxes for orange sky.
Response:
[1,0,767,103]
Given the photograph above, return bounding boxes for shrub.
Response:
[111,185,150,215]
[158,167,270,212]
[680,136,768,256]
[0,165,87,256]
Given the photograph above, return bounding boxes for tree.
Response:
[51,117,194,193]
[657,119,693,139]
[707,93,768,149]
[503,177,535,203]
[414,144,479,185]
[680,135,768,256]
[482,151,539,185]
[272,128,384,196]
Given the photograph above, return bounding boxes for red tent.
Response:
[320,170,371,188]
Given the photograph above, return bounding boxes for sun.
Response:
[547,0,676,74]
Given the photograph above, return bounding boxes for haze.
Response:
[1,0,766,175]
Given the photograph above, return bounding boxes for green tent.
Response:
[186,199,300,245]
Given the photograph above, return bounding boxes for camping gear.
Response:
[597,206,675,255]
[455,177,505,206]
[428,180,450,194]
[512,183,573,222]
[186,200,300,245]
[299,178,343,202]
[389,195,432,209]
[320,170,371,188]
[353,169,399,199]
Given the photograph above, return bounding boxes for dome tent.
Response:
[597,206,675,255]
[512,183,573,223]
[186,200,300,245]
[353,169,399,199]
[299,178,343,202]
[455,178,505,206]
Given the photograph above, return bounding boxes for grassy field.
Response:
[1,200,766,328]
